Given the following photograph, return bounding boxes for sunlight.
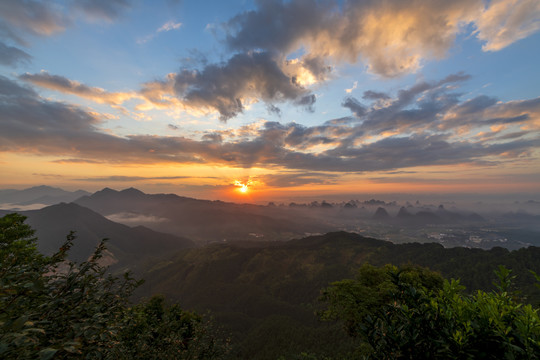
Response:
[234,180,250,194]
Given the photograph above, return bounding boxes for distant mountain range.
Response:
[1,185,538,251]
[0,202,193,269]
[0,185,90,207]
[74,187,334,244]
[372,205,485,225]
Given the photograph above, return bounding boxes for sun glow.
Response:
[234,180,250,194]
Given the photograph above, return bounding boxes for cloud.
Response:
[75,175,217,182]
[0,0,70,38]
[0,41,31,67]
[19,71,137,105]
[1,75,539,174]
[201,133,223,143]
[157,21,182,32]
[72,0,132,22]
[259,172,340,187]
[475,0,540,51]
[362,90,391,101]
[138,20,183,44]
[147,51,315,121]
[439,95,540,131]
[339,74,470,137]
[51,158,103,164]
[0,0,69,68]
[0,0,132,73]
[342,97,367,118]
[224,0,540,78]
[32,173,65,178]
[0,22,28,47]
[345,81,357,94]
[224,0,478,77]
[10,1,534,125]
[369,172,540,185]
[106,212,168,224]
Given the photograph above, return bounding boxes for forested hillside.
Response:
[0,203,193,269]
[2,213,539,359]
[136,232,540,359]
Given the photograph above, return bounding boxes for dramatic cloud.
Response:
[144,51,315,121]
[1,75,538,174]
[225,0,540,77]
[475,0,540,51]
[9,0,537,123]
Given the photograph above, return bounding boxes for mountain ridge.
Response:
[0,202,194,269]
[0,186,91,206]
[135,231,540,359]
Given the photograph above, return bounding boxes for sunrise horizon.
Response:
[1,0,539,204]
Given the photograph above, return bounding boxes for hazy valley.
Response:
[2,185,539,252]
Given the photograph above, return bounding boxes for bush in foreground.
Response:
[0,213,228,359]
[321,263,540,359]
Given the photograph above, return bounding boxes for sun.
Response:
[239,184,249,193]
[234,180,250,194]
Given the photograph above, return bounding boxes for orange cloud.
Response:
[476,0,540,51]
[20,71,138,106]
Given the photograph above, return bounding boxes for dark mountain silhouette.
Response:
[372,207,390,220]
[501,212,540,226]
[436,204,485,223]
[0,185,90,206]
[371,204,485,226]
[0,202,193,268]
[415,210,444,223]
[394,207,445,225]
[396,206,413,218]
[74,188,334,244]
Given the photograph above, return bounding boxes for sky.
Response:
[0,0,539,203]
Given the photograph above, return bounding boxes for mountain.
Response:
[135,231,540,359]
[74,188,334,244]
[0,185,91,207]
[396,206,413,218]
[370,205,484,226]
[435,204,485,223]
[0,202,194,269]
[372,206,390,220]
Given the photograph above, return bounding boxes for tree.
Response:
[118,295,229,359]
[320,264,540,359]
[0,213,228,359]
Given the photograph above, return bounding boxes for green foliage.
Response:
[0,213,228,359]
[321,264,540,359]
[136,232,540,358]
[119,295,229,359]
